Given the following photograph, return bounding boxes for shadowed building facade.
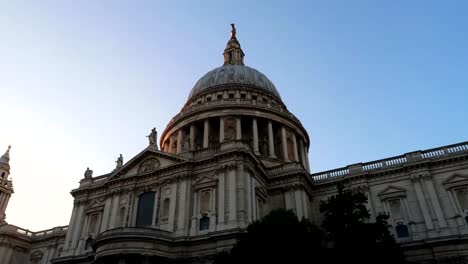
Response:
[0,26,468,264]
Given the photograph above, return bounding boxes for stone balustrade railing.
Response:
[92,175,109,184]
[193,145,221,158]
[311,141,468,183]
[169,96,301,127]
[0,224,68,240]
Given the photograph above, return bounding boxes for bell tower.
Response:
[0,145,13,224]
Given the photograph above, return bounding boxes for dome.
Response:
[188,64,281,100]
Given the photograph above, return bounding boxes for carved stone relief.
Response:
[224,117,237,140]
[138,158,161,174]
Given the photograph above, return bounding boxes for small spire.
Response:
[223,23,245,65]
[0,145,11,164]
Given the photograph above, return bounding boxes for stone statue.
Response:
[230,23,236,39]
[84,167,93,179]
[147,127,158,149]
[116,154,123,169]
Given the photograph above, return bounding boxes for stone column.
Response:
[2,247,12,264]
[424,175,447,228]
[169,136,175,153]
[177,180,188,234]
[292,134,299,162]
[268,121,275,158]
[218,167,226,226]
[109,194,120,229]
[176,130,183,154]
[251,178,257,221]
[281,126,289,161]
[236,117,242,140]
[228,166,237,223]
[447,190,465,227]
[294,190,304,219]
[304,145,311,172]
[252,118,259,154]
[237,164,246,226]
[45,245,56,263]
[168,182,177,231]
[70,203,85,252]
[412,177,434,230]
[99,196,113,233]
[63,204,79,251]
[246,172,252,223]
[219,117,225,143]
[190,125,195,151]
[298,139,306,168]
[203,119,209,148]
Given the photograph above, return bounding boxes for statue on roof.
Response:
[147,127,158,149]
[84,167,93,179]
[116,154,123,169]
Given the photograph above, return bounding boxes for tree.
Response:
[319,183,406,264]
[214,209,324,264]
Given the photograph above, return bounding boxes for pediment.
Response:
[193,174,217,190]
[86,200,104,213]
[443,174,468,189]
[378,186,406,200]
[110,148,187,179]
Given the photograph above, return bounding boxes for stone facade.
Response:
[0,26,467,264]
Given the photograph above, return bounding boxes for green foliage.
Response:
[214,209,324,264]
[215,183,406,264]
[319,183,406,263]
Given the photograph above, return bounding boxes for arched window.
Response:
[161,198,170,222]
[1,172,5,179]
[136,192,155,227]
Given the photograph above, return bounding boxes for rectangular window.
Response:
[217,94,223,100]
[389,199,402,220]
[456,189,468,210]
[240,93,247,99]
[88,214,99,235]
[228,93,235,99]
[200,190,211,213]
[206,96,211,102]
[136,192,156,227]
[252,95,257,101]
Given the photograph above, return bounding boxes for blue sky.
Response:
[1,1,467,230]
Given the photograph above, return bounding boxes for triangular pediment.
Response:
[86,199,105,212]
[193,174,217,190]
[443,173,468,189]
[378,185,406,200]
[110,147,187,179]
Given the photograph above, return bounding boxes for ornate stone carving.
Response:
[224,117,237,140]
[138,158,161,174]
